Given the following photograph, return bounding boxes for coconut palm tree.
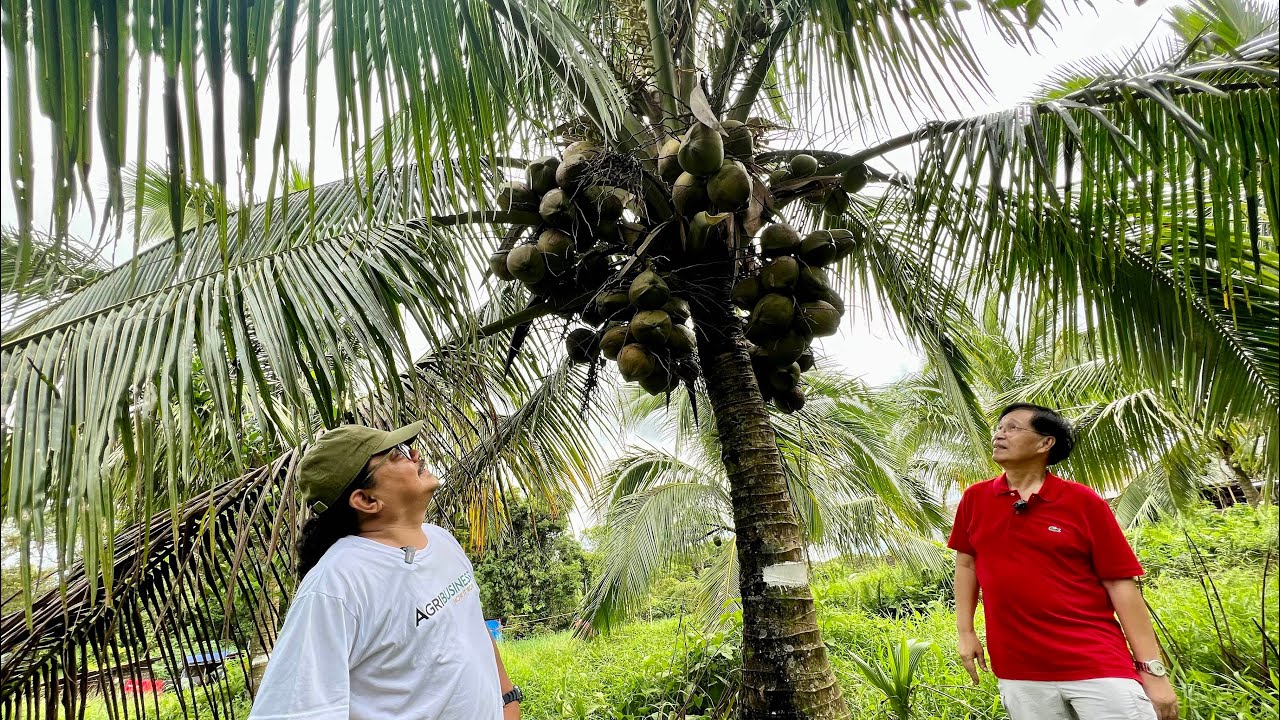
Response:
[2,0,1277,716]
[583,371,950,633]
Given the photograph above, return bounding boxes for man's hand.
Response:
[1140,673,1178,720]
[502,701,520,720]
[957,630,988,685]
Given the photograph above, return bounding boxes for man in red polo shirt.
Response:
[949,404,1178,720]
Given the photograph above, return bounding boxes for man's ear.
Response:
[1039,435,1057,457]
[349,488,380,514]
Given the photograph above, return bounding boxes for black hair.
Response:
[296,469,376,579]
[998,403,1075,465]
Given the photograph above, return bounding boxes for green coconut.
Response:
[657,137,683,184]
[580,302,606,328]
[629,270,672,310]
[759,223,801,258]
[631,310,673,346]
[555,150,595,188]
[527,156,560,194]
[639,366,677,395]
[840,163,870,194]
[505,245,545,285]
[746,293,796,341]
[761,256,800,292]
[799,230,838,267]
[595,291,633,319]
[789,154,819,178]
[775,386,806,413]
[669,324,696,357]
[663,297,691,324]
[488,250,516,282]
[672,173,709,216]
[678,122,725,176]
[599,323,630,360]
[498,182,539,212]
[707,160,752,210]
[830,227,860,260]
[688,211,731,255]
[537,229,574,273]
[721,119,755,160]
[765,330,808,365]
[797,350,816,372]
[768,169,792,186]
[566,328,600,364]
[799,300,841,337]
[538,188,575,226]
[767,362,802,391]
[823,189,851,217]
[732,276,761,310]
[617,343,657,381]
[795,265,832,302]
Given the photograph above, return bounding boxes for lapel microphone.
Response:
[1012,499,1029,514]
[400,546,416,564]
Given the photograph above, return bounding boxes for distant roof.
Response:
[183,650,236,664]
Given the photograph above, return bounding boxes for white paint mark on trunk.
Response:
[761,561,807,587]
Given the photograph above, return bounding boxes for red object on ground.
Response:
[123,678,165,693]
[947,472,1144,682]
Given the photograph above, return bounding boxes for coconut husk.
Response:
[732,276,761,310]
[746,293,795,342]
[721,119,755,160]
[639,366,677,395]
[629,270,672,310]
[761,256,800,292]
[506,245,546,285]
[669,324,696,357]
[823,189,850,217]
[498,182,539,212]
[767,362,802,391]
[789,154,819,178]
[657,138,683,184]
[489,251,516,282]
[556,149,596,188]
[840,163,869,194]
[707,160,752,211]
[673,173,709,217]
[830,227,860,260]
[799,300,840,337]
[678,122,725,176]
[797,350,816,372]
[774,386,806,413]
[600,323,630,360]
[566,328,600,364]
[764,330,808,365]
[528,156,560,194]
[799,230,838,267]
[662,297,691,324]
[759,223,801,258]
[595,291,633,319]
[795,265,831,302]
[631,309,673,346]
[539,188,576,226]
[617,343,657,381]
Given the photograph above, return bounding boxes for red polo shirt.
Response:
[947,472,1144,682]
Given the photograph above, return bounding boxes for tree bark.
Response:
[688,260,849,720]
[1215,436,1261,507]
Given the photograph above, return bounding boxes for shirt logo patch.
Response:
[1047,525,1063,533]
[414,571,475,627]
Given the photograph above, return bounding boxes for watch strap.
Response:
[502,685,523,705]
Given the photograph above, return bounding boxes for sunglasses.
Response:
[367,442,414,475]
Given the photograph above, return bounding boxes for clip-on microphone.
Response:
[1012,499,1029,513]
[400,546,416,564]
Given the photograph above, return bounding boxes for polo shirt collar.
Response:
[992,471,1063,501]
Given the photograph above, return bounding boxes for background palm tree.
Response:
[2,0,1277,717]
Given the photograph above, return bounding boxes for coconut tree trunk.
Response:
[689,264,849,720]
[1215,436,1262,507]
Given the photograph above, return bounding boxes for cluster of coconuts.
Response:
[731,222,860,413]
[769,152,870,217]
[488,141,641,310]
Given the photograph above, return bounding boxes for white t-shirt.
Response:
[249,523,503,720]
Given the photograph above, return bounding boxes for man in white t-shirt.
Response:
[249,421,522,720]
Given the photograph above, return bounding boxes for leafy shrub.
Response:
[1129,504,1278,580]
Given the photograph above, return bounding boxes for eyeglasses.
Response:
[367,443,414,476]
[993,423,1046,438]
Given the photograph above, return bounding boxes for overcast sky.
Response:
[1,0,1180,389]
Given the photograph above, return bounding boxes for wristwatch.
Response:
[1134,658,1168,677]
[502,685,523,705]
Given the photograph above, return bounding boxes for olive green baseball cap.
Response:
[299,421,424,514]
